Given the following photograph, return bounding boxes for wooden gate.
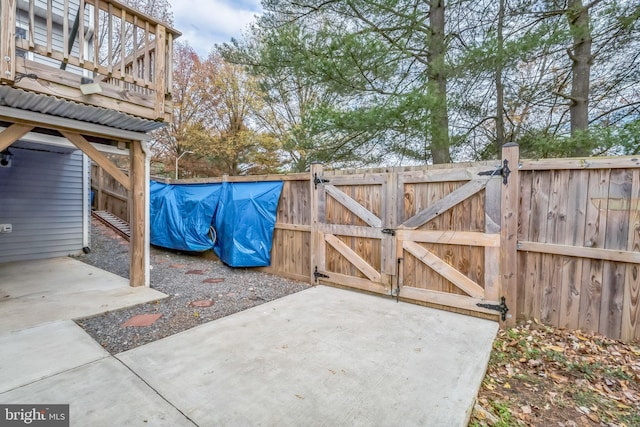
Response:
[310,165,396,295]
[394,166,505,318]
[311,161,511,320]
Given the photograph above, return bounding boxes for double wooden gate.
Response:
[310,163,509,319]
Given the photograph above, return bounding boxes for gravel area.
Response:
[74,219,310,354]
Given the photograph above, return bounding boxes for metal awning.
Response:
[0,86,166,133]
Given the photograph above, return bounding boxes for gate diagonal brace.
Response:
[314,266,329,283]
[476,296,509,321]
[478,159,511,185]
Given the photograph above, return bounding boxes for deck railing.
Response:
[0,0,180,121]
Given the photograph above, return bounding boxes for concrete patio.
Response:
[0,258,498,426]
[0,257,167,333]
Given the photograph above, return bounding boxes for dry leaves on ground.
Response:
[470,321,640,427]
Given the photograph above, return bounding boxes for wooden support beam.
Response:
[325,234,381,282]
[324,184,382,228]
[520,157,640,171]
[0,124,34,150]
[0,0,16,83]
[318,223,380,238]
[319,271,389,295]
[399,286,500,317]
[500,142,519,327]
[61,131,131,191]
[309,163,322,284]
[154,25,167,119]
[129,140,147,287]
[396,230,500,247]
[518,241,640,264]
[400,179,488,229]
[403,240,485,298]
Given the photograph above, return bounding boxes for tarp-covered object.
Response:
[149,180,283,268]
[149,181,221,252]
[214,181,284,267]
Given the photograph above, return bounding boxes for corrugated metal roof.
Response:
[0,86,166,133]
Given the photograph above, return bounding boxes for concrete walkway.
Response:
[1,280,498,426]
[0,257,167,333]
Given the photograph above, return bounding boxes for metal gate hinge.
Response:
[476,296,509,321]
[478,159,511,185]
[314,173,330,189]
[313,266,329,282]
[381,228,395,236]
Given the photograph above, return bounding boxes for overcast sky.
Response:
[171,0,262,57]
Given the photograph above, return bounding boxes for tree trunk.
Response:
[427,0,451,164]
[566,0,593,156]
[495,0,506,154]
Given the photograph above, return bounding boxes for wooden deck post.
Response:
[0,0,16,83]
[154,25,167,120]
[501,142,519,327]
[129,140,147,287]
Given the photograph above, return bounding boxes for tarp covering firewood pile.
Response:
[149,181,283,267]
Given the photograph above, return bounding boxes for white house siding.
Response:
[16,0,91,73]
[0,144,88,263]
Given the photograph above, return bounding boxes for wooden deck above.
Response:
[0,0,180,122]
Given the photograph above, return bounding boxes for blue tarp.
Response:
[150,181,222,252]
[213,181,284,267]
[149,180,283,267]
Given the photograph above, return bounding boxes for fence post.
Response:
[501,142,519,327]
[309,163,323,284]
[96,165,103,210]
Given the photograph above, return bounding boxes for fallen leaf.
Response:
[549,372,568,383]
[521,405,532,414]
[586,412,600,423]
[575,332,589,341]
[576,406,590,415]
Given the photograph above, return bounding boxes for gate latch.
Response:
[314,173,330,189]
[381,228,395,236]
[313,266,329,283]
[478,159,511,185]
[476,296,509,321]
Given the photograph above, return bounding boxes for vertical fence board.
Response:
[541,170,566,326]
[526,170,551,321]
[599,169,632,339]
[623,169,640,341]
[517,171,533,320]
[578,169,609,333]
[559,170,588,329]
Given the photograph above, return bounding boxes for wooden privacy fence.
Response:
[91,145,640,342]
[517,157,640,342]
[91,163,129,222]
